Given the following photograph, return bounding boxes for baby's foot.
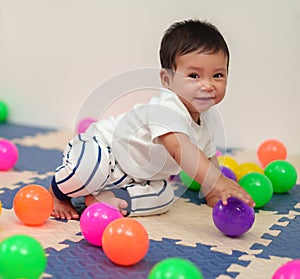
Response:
[85,191,128,216]
[48,185,79,220]
[51,197,80,220]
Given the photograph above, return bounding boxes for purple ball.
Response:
[212,197,255,237]
[220,166,237,181]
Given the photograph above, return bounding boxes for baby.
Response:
[49,19,255,219]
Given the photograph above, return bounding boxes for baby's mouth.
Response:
[195,96,216,101]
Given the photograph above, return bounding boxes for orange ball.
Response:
[257,139,287,167]
[102,218,149,266]
[13,184,54,226]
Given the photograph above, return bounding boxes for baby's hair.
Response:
[159,19,230,70]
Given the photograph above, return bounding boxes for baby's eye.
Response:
[188,73,199,79]
[214,73,224,78]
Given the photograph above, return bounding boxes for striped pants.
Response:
[51,133,175,216]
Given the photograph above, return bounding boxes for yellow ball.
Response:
[235,162,264,181]
[217,156,239,174]
[0,200,2,216]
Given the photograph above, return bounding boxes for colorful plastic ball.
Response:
[220,166,237,181]
[0,100,9,122]
[264,160,297,193]
[80,202,122,246]
[217,155,239,174]
[77,117,97,134]
[179,170,201,191]
[257,139,287,167]
[212,197,255,237]
[0,234,47,279]
[13,184,54,226]
[216,149,222,157]
[0,200,2,215]
[148,257,204,279]
[272,260,300,279]
[102,218,149,266]
[235,162,264,181]
[0,139,18,171]
[239,172,273,208]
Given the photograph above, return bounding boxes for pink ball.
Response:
[272,260,300,279]
[80,202,123,246]
[77,117,97,134]
[0,139,18,170]
[216,150,223,157]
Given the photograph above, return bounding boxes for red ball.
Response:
[13,185,54,226]
[257,139,287,167]
[102,218,149,266]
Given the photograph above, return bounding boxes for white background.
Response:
[0,0,299,154]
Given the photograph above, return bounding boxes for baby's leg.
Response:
[119,180,175,216]
[85,191,128,216]
[85,180,174,217]
[50,133,112,219]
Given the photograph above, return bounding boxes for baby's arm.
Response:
[209,155,219,169]
[159,132,255,207]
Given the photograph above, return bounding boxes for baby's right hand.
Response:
[206,175,255,208]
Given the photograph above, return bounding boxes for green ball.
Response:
[179,170,201,191]
[264,160,297,193]
[0,234,47,279]
[0,101,9,122]
[239,172,273,208]
[148,257,204,279]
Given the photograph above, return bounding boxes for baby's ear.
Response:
[160,69,171,87]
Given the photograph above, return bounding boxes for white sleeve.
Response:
[147,104,192,141]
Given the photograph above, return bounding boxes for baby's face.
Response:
[161,50,228,122]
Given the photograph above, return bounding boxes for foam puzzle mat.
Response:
[1,122,300,278]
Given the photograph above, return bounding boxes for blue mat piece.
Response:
[14,144,62,174]
[251,215,300,260]
[1,187,20,209]
[45,238,249,279]
[260,186,300,215]
[0,123,54,139]
[174,183,203,204]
